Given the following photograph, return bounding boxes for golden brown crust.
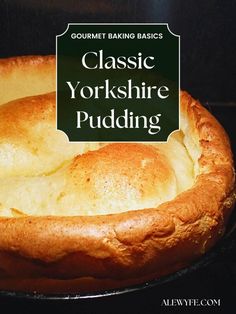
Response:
[0,92,55,142]
[0,57,234,293]
[0,55,55,105]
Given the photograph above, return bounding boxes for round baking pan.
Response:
[0,205,235,301]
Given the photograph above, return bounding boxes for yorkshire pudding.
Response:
[0,56,234,293]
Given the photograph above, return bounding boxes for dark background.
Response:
[0,1,235,313]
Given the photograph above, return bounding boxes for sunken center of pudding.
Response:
[0,132,194,217]
[65,143,177,215]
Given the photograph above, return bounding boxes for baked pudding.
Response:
[0,56,234,293]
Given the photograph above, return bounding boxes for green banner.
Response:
[57,24,179,142]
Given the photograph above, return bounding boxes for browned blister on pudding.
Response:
[0,56,234,294]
